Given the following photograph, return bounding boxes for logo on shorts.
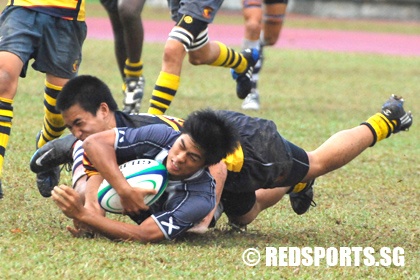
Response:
[183,16,193,24]
[202,7,214,19]
[72,60,80,73]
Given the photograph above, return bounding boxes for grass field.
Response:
[0,4,419,279]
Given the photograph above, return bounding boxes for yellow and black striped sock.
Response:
[124,59,143,78]
[37,81,66,148]
[210,41,248,73]
[148,71,180,115]
[0,97,13,181]
[123,59,143,91]
[362,113,396,146]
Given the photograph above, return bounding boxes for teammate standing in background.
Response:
[147,0,260,115]
[240,0,288,110]
[0,0,87,198]
[100,0,146,113]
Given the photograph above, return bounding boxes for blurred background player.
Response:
[240,0,288,110]
[147,0,260,115]
[0,0,87,198]
[100,0,146,113]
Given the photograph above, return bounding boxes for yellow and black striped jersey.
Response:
[7,0,86,21]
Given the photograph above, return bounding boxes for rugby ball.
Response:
[97,159,168,214]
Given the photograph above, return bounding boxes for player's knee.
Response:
[118,1,141,19]
[245,21,262,38]
[0,70,18,98]
[162,45,183,65]
[227,209,258,226]
[263,35,279,46]
[187,55,205,66]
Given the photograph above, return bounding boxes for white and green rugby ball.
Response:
[98,159,168,214]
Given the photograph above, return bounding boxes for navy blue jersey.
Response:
[84,124,215,240]
[113,125,179,165]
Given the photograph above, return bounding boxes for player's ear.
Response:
[98,102,110,115]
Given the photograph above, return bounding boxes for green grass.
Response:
[0,7,419,280]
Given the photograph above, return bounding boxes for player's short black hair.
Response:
[56,75,118,115]
[183,108,239,166]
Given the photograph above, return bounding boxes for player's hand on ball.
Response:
[98,159,168,214]
[119,187,157,215]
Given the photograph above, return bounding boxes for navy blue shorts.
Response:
[0,6,87,78]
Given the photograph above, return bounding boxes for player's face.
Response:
[166,134,206,180]
[62,103,112,141]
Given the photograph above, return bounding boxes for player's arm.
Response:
[189,161,227,233]
[83,128,154,214]
[52,185,165,243]
[83,174,106,211]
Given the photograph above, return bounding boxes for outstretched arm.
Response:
[52,185,164,243]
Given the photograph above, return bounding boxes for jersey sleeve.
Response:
[114,125,179,163]
[150,174,216,240]
[82,151,99,178]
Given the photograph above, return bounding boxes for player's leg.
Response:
[34,76,68,197]
[147,0,259,115]
[243,0,263,42]
[241,0,263,110]
[303,95,412,182]
[286,95,412,215]
[147,38,186,115]
[242,0,288,110]
[0,7,40,198]
[261,0,287,46]
[37,77,68,148]
[100,0,126,75]
[119,0,146,113]
[228,187,289,226]
[187,28,259,99]
[35,14,86,147]
[0,52,21,199]
[147,0,198,115]
[148,17,257,114]
[100,0,144,113]
[34,16,86,195]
